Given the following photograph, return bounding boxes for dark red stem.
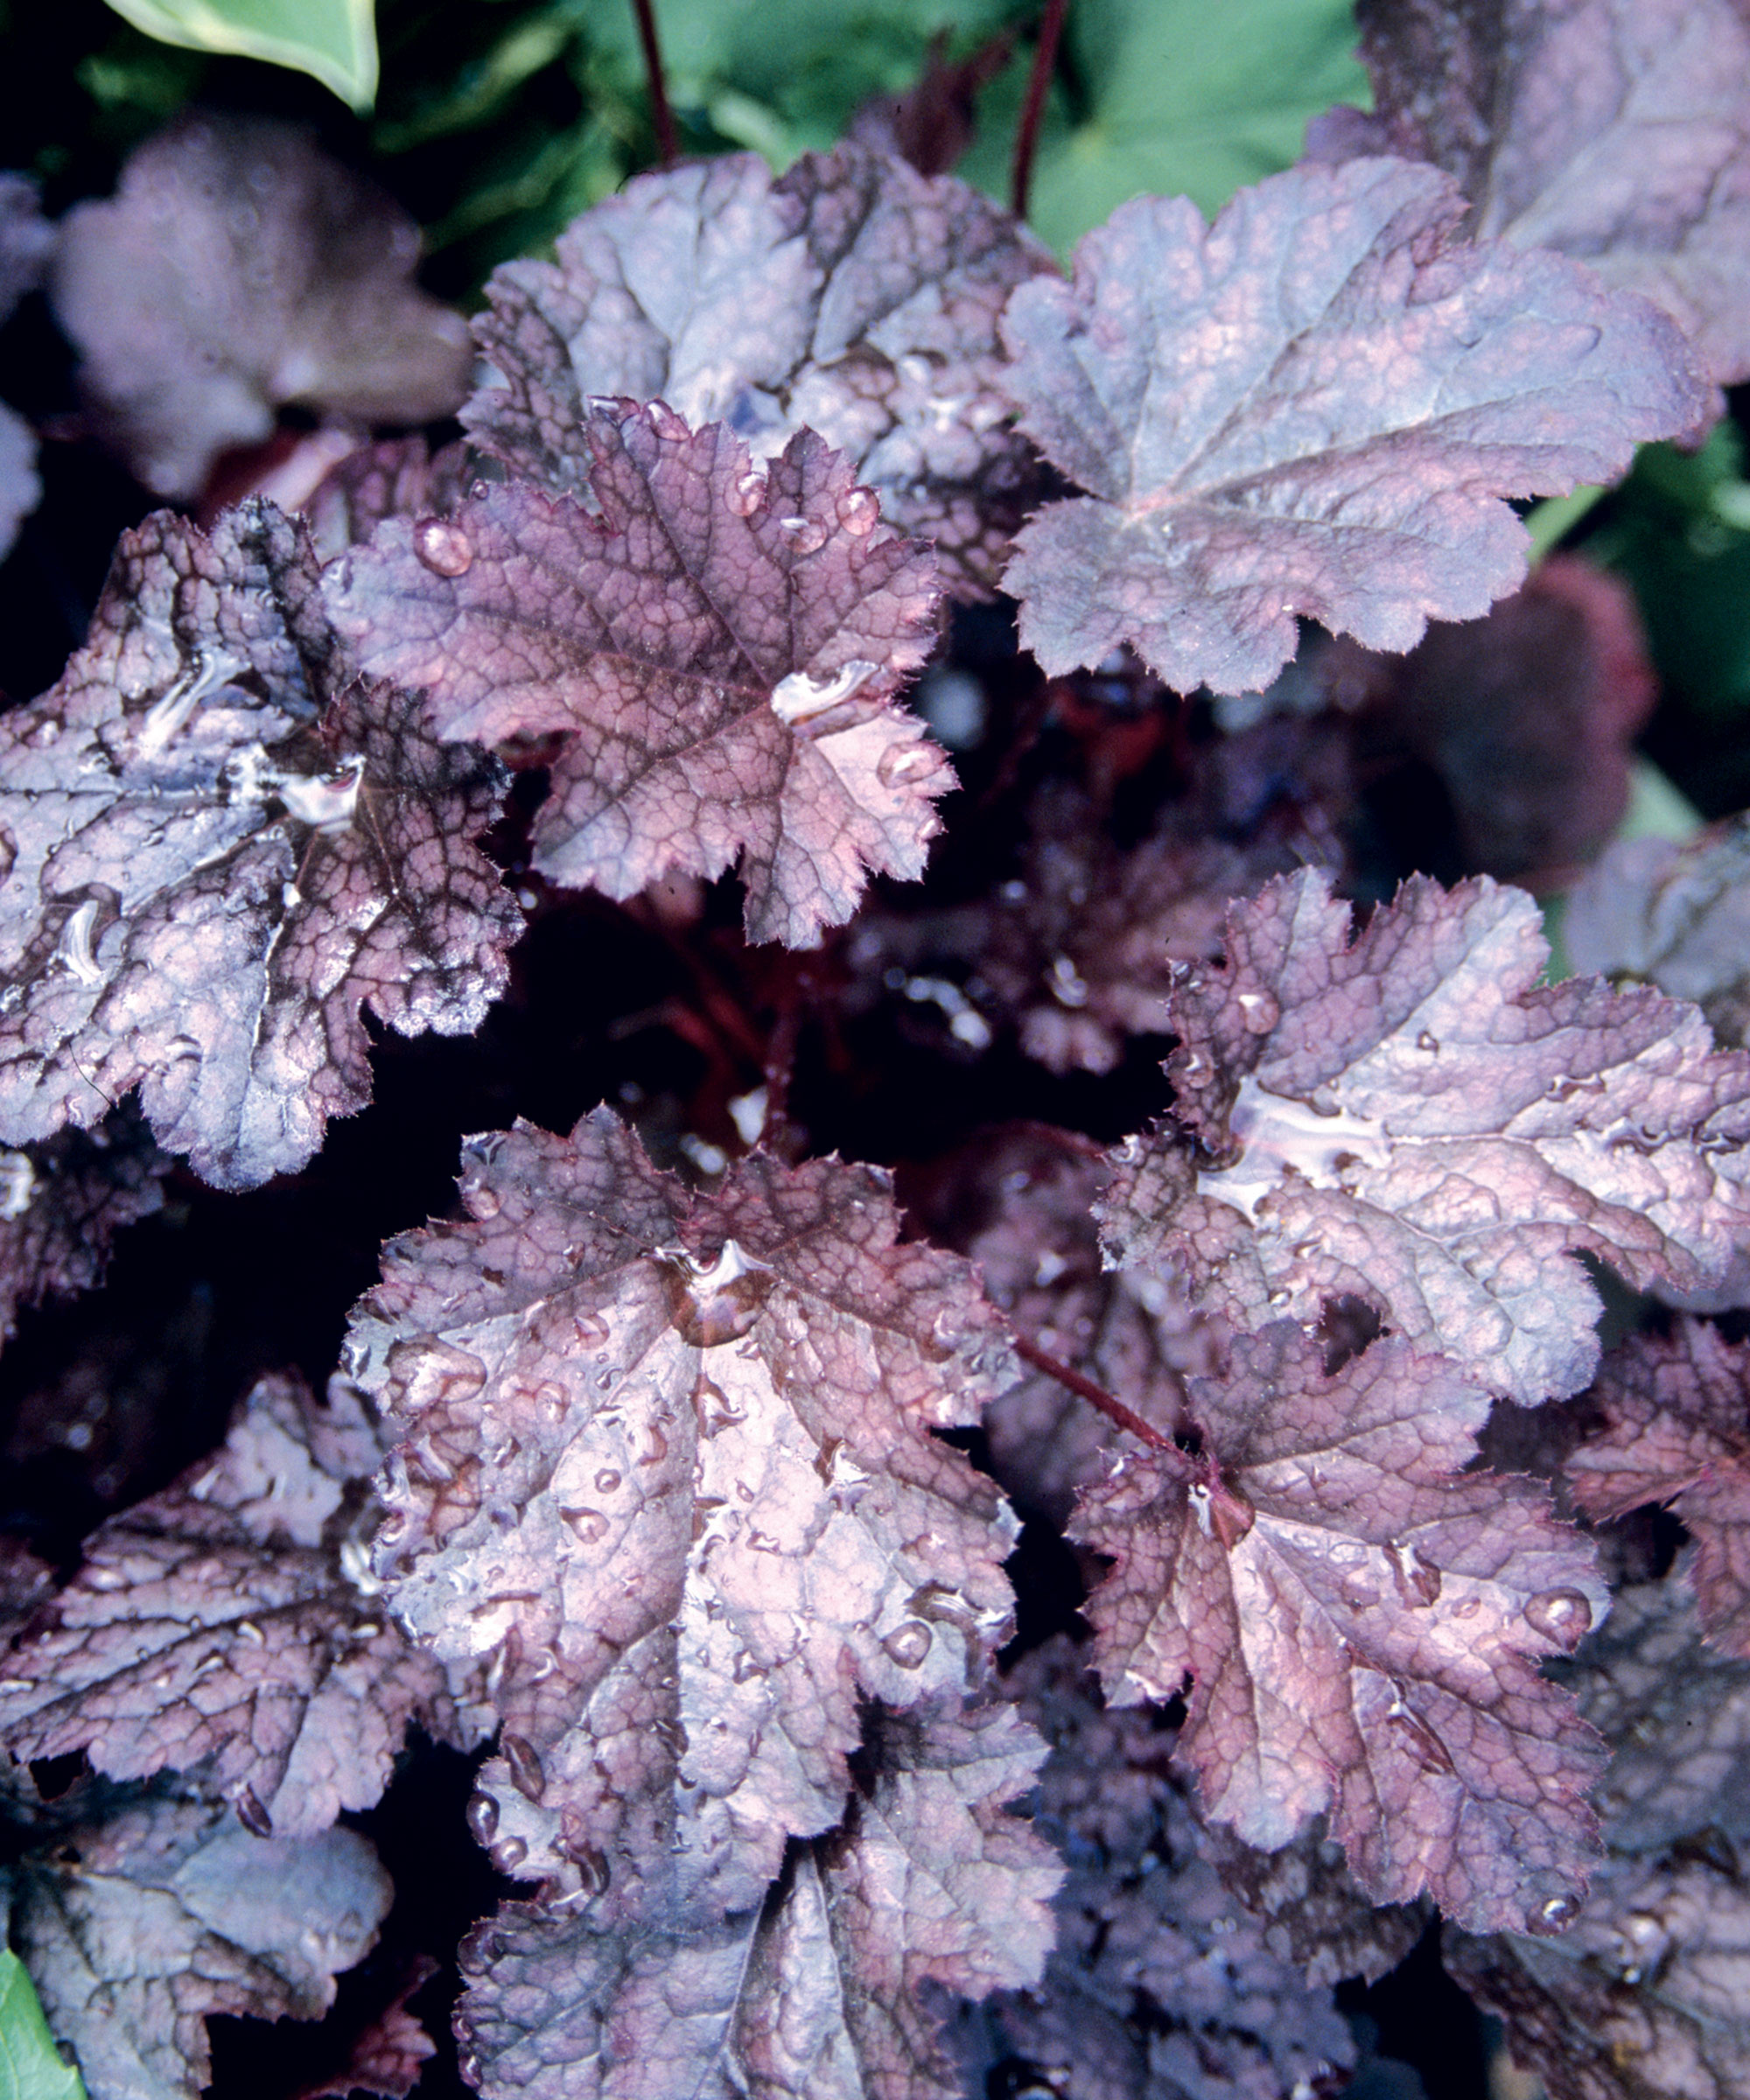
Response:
[631,0,679,168]
[1010,0,1068,220]
[1012,1334,1176,1453]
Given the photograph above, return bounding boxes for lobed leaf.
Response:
[1566,1321,1750,1656]
[0,502,519,1188]
[345,1110,1018,1920]
[1113,868,1750,1403]
[1567,813,1750,1049]
[51,116,467,498]
[453,1698,1060,2100]
[325,403,949,947]
[999,156,1712,694]
[461,146,1054,594]
[1340,0,1750,387]
[1,1783,390,2100]
[0,1114,165,1350]
[1071,1322,1610,1930]
[0,1373,461,1838]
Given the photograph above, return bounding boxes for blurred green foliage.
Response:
[2,0,1370,291]
[101,0,378,110]
[0,1951,84,2100]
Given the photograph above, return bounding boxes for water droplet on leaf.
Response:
[882,1620,933,1670]
[1524,1588,1592,1648]
[413,518,474,578]
[502,1732,546,1802]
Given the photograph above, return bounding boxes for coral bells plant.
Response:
[12,5,1750,2096]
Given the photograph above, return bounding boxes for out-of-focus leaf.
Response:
[1106,869,1750,1402]
[0,1372,464,1838]
[1327,556,1658,889]
[345,1110,1018,1922]
[0,1949,85,2100]
[0,1114,166,1349]
[101,0,379,113]
[1568,813,1750,1047]
[325,403,950,948]
[52,115,468,498]
[1565,1321,1750,1656]
[1338,0,1750,387]
[999,158,1711,694]
[955,0,1367,256]
[1070,1321,1609,1931]
[1,1783,391,2100]
[0,501,520,1189]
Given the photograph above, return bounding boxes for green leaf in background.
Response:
[100,0,378,111]
[0,1951,84,2100]
[954,0,1368,253]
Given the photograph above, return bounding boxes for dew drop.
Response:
[466,1790,499,1845]
[877,739,934,790]
[652,1716,690,1755]
[573,1312,610,1348]
[779,514,827,555]
[662,1239,774,1347]
[648,400,688,441]
[594,1468,622,1494]
[882,1620,933,1670]
[729,469,765,517]
[502,1732,546,1802]
[593,1368,617,1392]
[1534,1893,1579,1934]
[1524,1588,1592,1649]
[489,1835,529,1873]
[458,1923,501,1974]
[413,517,474,578]
[838,486,879,536]
[561,1505,609,1544]
[573,1844,611,1895]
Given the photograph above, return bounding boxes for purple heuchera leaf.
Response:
[1337,0,1750,388]
[0,1112,165,1347]
[1567,813,1750,1050]
[1552,1578,1750,1855]
[0,1372,463,1838]
[958,1637,1403,2100]
[1115,868,1750,1403]
[1,1782,391,2100]
[325,402,950,947]
[1070,1321,1610,1931]
[344,1110,1018,1920]
[303,435,472,563]
[462,146,1053,593]
[0,402,38,566]
[51,114,470,499]
[0,501,519,1188]
[998,156,1712,694]
[1566,1321,1750,1656]
[454,1697,1060,2100]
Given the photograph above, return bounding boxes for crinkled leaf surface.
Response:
[999,156,1711,694]
[1344,0,1750,387]
[0,501,518,1188]
[462,146,1053,592]
[1071,1322,1610,1929]
[454,1698,1059,2100]
[1,1784,390,2100]
[346,1110,1018,1919]
[325,404,948,947]
[303,437,472,564]
[1566,1321,1750,1656]
[1447,1581,1750,2100]
[0,1372,458,1838]
[1553,1578,1750,1855]
[0,1114,165,1347]
[50,114,468,499]
[1567,814,1750,1049]
[958,1638,1382,2100]
[1124,868,1750,1403]
[1329,554,1657,887]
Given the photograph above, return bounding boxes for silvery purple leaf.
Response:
[999,157,1711,693]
